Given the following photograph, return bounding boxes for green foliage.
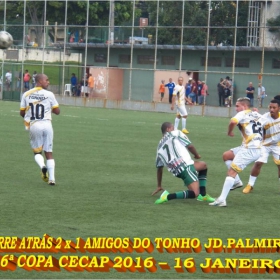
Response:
[267,15,280,33]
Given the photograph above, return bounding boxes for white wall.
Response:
[0,48,81,62]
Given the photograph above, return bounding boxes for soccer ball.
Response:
[0,31,13,49]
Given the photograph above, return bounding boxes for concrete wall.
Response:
[0,48,82,62]
[56,95,269,118]
[260,1,280,47]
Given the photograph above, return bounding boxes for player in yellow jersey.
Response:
[209,97,263,207]
[243,99,280,193]
[20,74,60,185]
[171,77,193,134]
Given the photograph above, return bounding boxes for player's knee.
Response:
[223,150,234,161]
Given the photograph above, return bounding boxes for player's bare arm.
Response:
[52,107,60,115]
[151,167,164,196]
[187,144,201,159]
[227,120,237,137]
[19,109,25,118]
[171,95,176,110]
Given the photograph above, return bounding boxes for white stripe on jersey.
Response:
[260,112,280,146]
[156,130,194,176]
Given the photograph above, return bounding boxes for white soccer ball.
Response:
[0,31,13,49]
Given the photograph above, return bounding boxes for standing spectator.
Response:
[189,79,197,105]
[23,70,31,92]
[198,81,208,105]
[17,70,23,90]
[0,75,2,91]
[165,78,176,104]
[257,83,266,108]
[70,73,77,96]
[217,78,225,106]
[19,74,60,185]
[158,80,165,102]
[246,82,255,107]
[88,73,94,97]
[80,74,88,97]
[32,71,37,88]
[224,79,232,107]
[197,80,203,104]
[185,78,192,100]
[5,70,12,91]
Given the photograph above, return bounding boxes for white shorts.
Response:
[81,86,88,93]
[30,121,53,153]
[176,105,188,117]
[231,147,261,173]
[230,146,241,156]
[257,145,280,165]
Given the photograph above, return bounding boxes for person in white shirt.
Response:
[257,83,266,108]
[209,97,263,207]
[20,74,60,185]
[5,70,12,91]
[171,77,192,134]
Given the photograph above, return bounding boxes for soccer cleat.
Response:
[243,184,253,194]
[197,194,215,203]
[230,181,243,191]
[41,166,48,182]
[155,190,169,204]
[182,128,189,134]
[48,180,56,186]
[209,199,227,207]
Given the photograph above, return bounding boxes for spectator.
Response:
[185,78,192,99]
[32,71,37,88]
[189,79,198,105]
[246,82,255,107]
[70,73,77,96]
[88,73,94,97]
[165,78,176,104]
[224,79,232,107]
[158,80,165,102]
[23,70,31,92]
[81,74,88,97]
[197,80,203,104]
[257,83,266,108]
[198,81,208,105]
[217,78,225,106]
[5,70,12,91]
[17,70,23,90]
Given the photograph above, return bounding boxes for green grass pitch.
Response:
[0,100,280,279]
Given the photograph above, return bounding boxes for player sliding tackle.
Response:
[152,122,215,204]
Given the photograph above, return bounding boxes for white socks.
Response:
[47,159,55,181]
[182,118,186,130]
[174,118,180,130]
[34,154,45,169]
[219,176,235,201]
[248,175,257,187]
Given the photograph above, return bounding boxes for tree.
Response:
[267,15,280,33]
[4,0,135,46]
[141,1,248,46]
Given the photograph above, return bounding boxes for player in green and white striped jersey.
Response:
[153,122,214,204]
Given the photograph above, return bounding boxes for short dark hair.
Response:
[161,122,173,134]
[274,95,280,101]
[270,99,280,106]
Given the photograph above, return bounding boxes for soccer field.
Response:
[0,100,279,279]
